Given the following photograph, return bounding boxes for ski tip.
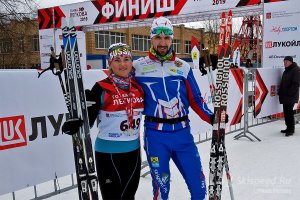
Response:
[221,12,226,18]
[228,10,232,16]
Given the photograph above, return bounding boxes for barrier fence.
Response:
[1,69,299,200]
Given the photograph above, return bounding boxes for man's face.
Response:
[283,60,292,68]
[151,35,172,56]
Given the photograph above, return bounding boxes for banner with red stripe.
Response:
[38,0,265,30]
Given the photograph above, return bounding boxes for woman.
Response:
[62,43,144,200]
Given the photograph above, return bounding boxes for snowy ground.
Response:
[1,119,299,200]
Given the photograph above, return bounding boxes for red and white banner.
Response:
[228,68,244,125]
[254,68,283,118]
[263,0,300,68]
[38,0,263,29]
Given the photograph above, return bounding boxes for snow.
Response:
[1,119,299,200]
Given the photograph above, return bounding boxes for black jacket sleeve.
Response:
[86,83,103,128]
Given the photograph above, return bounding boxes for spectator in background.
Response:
[278,56,300,136]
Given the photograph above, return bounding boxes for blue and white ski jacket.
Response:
[133,53,213,131]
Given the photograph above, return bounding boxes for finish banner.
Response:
[38,0,262,29]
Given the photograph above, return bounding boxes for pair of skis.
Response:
[208,10,234,200]
[61,18,99,200]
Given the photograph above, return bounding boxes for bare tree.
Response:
[203,18,220,55]
[0,0,39,68]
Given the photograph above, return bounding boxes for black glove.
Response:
[210,114,215,125]
[62,118,83,135]
[199,67,207,76]
[209,114,229,125]
[225,114,229,124]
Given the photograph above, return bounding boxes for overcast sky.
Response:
[36,0,87,8]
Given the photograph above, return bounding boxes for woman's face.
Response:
[110,55,133,77]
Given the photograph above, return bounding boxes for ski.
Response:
[208,10,233,200]
[69,20,99,200]
[62,18,98,200]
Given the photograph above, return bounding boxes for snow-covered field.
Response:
[1,119,299,200]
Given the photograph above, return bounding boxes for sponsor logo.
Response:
[265,40,300,48]
[141,70,158,75]
[162,173,169,184]
[269,55,297,59]
[266,12,272,19]
[108,133,122,138]
[106,113,125,118]
[170,69,176,73]
[70,7,88,22]
[0,115,27,150]
[169,68,183,75]
[192,52,198,60]
[150,157,160,168]
[41,53,51,57]
[270,85,278,97]
[176,69,183,75]
[39,35,53,40]
[142,65,156,72]
[265,41,273,48]
[153,169,168,193]
[270,26,297,35]
[140,60,154,66]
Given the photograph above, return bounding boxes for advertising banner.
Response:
[0,69,243,195]
[228,68,244,125]
[254,68,283,118]
[263,0,300,68]
[38,0,263,29]
[0,70,106,195]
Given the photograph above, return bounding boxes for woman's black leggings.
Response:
[95,148,141,200]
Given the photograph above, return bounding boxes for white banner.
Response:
[189,70,214,135]
[0,69,242,195]
[0,70,106,195]
[263,0,300,68]
[39,29,86,69]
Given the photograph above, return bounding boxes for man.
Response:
[133,17,214,200]
[278,56,300,136]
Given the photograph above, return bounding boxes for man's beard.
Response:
[155,46,169,56]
